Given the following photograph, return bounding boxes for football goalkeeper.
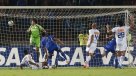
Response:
[27,19,46,62]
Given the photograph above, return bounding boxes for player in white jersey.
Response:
[106,15,134,68]
[84,23,100,68]
[20,50,48,69]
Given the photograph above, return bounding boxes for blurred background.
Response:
[0,0,136,6]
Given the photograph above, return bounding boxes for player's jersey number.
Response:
[95,34,99,40]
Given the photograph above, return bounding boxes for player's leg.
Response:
[84,47,90,68]
[29,37,36,60]
[30,37,39,62]
[114,51,118,68]
[118,51,126,68]
[47,52,53,68]
[42,61,48,69]
[42,61,48,66]
[113,51,119,68]
[115,43,122,68]
[117,51,123,68]
[35,37,40,62]
[31,64,39,70]
[54,49,63,68]
[118,44,127,68]
[30,37,34,54]
[54,51,59,68]
[102,48,109,57]
[57,50,67,60]
[35,47,40,62]
[84,43,96,68]
[56,48,69,63]
[20,55,28,69]
[84,51,94,68]
[107,49,118,68]
[116,51,125,69]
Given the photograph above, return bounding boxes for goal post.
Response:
[0,6,135,67]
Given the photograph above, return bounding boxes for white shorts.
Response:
[116,43,127,51]
[31,63,43,70]
[86,43,97,53]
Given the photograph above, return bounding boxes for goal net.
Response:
[0,6,135,67]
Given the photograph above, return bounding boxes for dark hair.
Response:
[31,18,37,24]
[42,32,48,37]
[117,20,124,27]
[42,32,45,37]
[24,50,28,55]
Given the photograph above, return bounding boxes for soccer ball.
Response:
[8,20,14,26]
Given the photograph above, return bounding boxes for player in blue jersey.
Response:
[102,25,118,68]
[103,38,119,68]
[41,32,69,68]
[102,25,116,56]
[103,38,116,57]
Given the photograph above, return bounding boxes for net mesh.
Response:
[0,7,135,67]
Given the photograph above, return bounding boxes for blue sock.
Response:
[115,57,118,68]
[48,59,52,66]
[55,59,58,66]
[55,52,59,66]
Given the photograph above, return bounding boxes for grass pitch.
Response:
[0,67,136,76]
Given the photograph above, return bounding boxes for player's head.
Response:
[91,23,97,29]
[80,30,83,34]
[31,18,37,25]
[24,50,29,55]
[117,20,124,27]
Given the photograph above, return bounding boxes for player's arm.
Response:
[27,25,32,32]
[87,35,94,47]
[106,24,114,34]
[28,61,39,67]
[129,15,135,29]
[106,34,113,39]
[28,55,39,67]
[38,25,46,33]
[106,28,113,39]
[54,38,64,45]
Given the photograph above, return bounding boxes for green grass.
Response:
[0,67,136,76]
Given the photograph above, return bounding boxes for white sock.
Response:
[117,57,121,66]
[120,56,124,66]
[86,56,91,64]
[113,57,116,65]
